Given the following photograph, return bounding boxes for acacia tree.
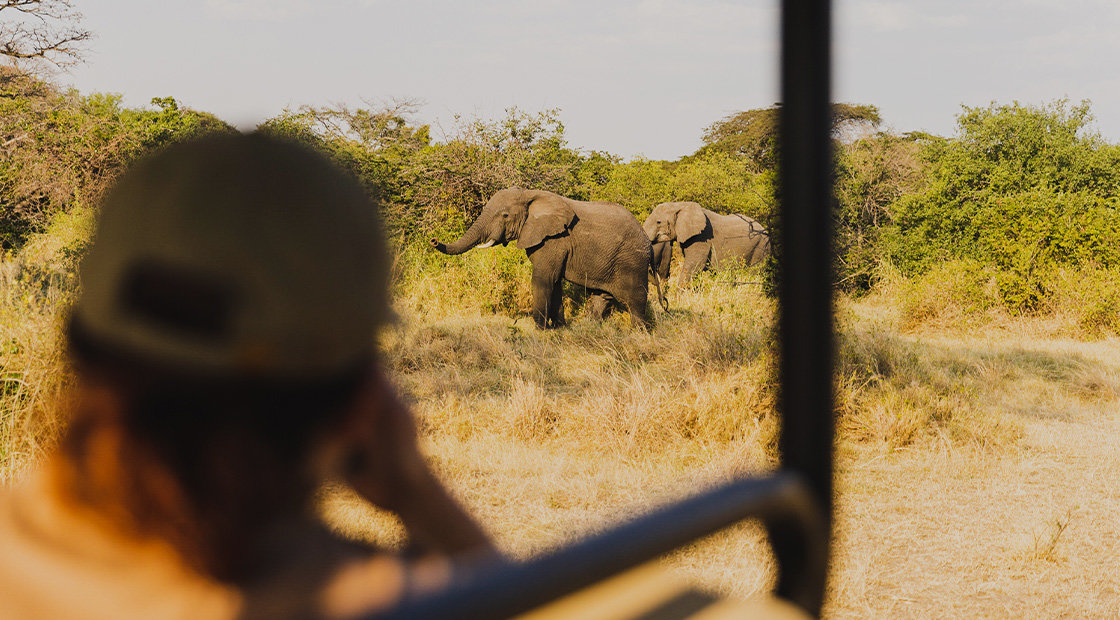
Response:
[403,108,586,232]
[0,0,90,66]
[696,103,881,171]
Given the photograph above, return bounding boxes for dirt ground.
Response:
[826,335,1120,617]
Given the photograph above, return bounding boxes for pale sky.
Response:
[61,0,1120,160]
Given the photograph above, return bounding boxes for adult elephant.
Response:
[643,201,770,285]
[431,188,664,329]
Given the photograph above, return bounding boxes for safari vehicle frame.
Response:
[372,1,835,616]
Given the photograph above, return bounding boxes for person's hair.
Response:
[60,317,372,581]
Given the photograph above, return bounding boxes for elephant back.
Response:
[708,211,764,240]
[708,212,769,267]
[575,200,648,243]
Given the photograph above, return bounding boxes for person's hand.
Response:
[338,366,496,556]
[339,368,435,514]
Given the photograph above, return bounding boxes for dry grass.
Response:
[4,247,1120,616]
[319,258,1120,617]
[0,262,72,482]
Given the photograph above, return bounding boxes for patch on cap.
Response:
[122,261,236,341]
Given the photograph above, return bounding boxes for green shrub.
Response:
[394,242,534,320]
[1047,266,1120,337]
[834,133,927,292]
[1,70,234,250]
[888,100,1120,289]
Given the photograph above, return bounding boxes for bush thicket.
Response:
[2,66,1120,328]
[885,100,1120,311]
[0,69,234,250]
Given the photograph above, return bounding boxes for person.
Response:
[0,133,497,619]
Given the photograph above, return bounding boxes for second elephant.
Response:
[643,202,770,284]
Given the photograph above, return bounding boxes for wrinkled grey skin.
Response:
[431,188,659,329]
[643,202,770,285]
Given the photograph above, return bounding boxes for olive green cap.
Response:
[72,132,393,379]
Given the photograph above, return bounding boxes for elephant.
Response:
[643,201,770,285]
[431,188,666,329]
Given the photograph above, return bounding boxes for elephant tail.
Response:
[649,248,669,312]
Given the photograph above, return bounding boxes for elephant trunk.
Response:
[430,216,489,255]
[651,263,669,313]
[651,240,672,280]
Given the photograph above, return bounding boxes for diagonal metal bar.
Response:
[370,472,823,620]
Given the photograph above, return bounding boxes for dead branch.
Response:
[0,0,91,66]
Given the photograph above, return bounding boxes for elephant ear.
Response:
[642,213,659,241]
[518,193,576,250]
[676,203,709,244]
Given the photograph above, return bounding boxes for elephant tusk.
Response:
[476,240,496,248]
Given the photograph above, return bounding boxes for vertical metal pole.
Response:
[774,0,834,614]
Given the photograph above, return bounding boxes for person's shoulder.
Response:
[0,465,241,619]
[0,468,60,551]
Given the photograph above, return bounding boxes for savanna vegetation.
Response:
[3,62,1119,616]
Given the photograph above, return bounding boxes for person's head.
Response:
[61,132,395,579]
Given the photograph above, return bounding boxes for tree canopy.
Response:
[695,103,882,170]
[0,69,233,248]
[4,67,1120,316]
[886,99,1120,309]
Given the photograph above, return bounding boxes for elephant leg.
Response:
[622,289,650,330]
[531,273,565,328]
[616,276,650,330]
[587,293,614,320]
[528,244,568,329]
[678,242,712,285]
[549,280,566,327]
[751,236,771,265]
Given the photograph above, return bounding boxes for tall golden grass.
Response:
[0,264,72,481]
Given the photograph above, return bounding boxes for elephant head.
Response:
[642,202,709,274]
[642,202,710,245]
[430,188,576,255]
